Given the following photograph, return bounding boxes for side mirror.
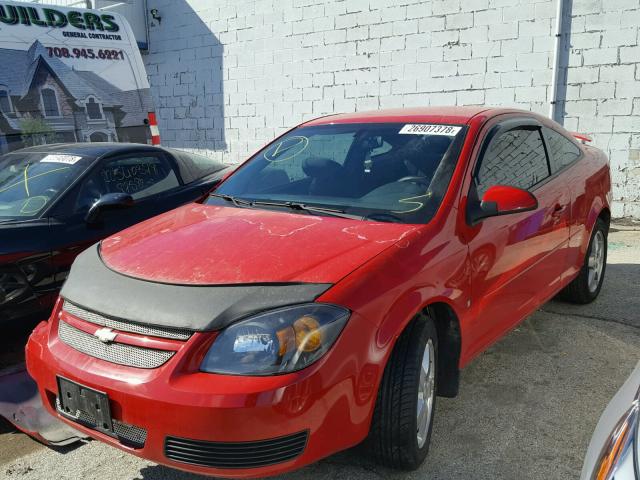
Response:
[470,185,538,224]
[85,193,134,224]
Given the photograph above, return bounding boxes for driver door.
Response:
[462,119,571,359]
[47,151,183,290]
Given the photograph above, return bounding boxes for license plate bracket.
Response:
[57,376,113,435]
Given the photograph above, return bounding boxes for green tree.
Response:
[19,117,57,146]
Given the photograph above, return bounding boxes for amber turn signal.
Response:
[294,315,323,352]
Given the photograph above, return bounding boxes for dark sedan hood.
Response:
[0,218,50,257]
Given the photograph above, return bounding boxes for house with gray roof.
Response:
[0,41,153,153]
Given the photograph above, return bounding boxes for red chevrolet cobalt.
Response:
[27,107,611,477]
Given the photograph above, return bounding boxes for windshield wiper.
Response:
[211,194,364,220]
[250,200,364,220]
[210,193,252,208]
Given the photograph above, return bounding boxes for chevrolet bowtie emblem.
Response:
[94,327,117,344]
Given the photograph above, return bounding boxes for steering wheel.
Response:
[397,176,430,186]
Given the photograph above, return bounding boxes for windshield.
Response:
[0,152,92,220]
[210,123,466,223]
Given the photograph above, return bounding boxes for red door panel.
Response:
[460,121,570,360]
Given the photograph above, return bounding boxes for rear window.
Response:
[169,149,227,184]
[543,127,581,173]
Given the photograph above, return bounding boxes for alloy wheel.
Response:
[416,339,435,449]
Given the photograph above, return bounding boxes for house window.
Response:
[86,97,103,120]
[0,88,12,114]
[41,88,60,117]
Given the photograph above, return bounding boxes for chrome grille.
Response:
[58,320,175,369]
[63,301,193,341]
[56,398,147,448]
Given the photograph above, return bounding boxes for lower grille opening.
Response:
[164,431,309,469]
[56,398,147,448]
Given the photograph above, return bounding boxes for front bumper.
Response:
[26,308,382,478]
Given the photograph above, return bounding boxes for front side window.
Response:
[210,123,467,224]
[0,152,92,219]
[543,127,581,173]
[76,154,180,210]
[475,127,550,197]
[86,97,103,120]
[41,88,60,117]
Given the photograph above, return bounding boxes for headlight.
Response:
[201,304,350,376]
[592,401,639,480]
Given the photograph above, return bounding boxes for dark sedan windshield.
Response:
[210,123,466,223]
[0,152,92,220]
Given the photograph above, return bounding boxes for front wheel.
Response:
[365,312,438,470]
[561,217,608,304]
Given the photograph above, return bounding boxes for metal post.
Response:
[549,0,567,123]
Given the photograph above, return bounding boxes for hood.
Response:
[1,218,50,258]
[99,204,419,285]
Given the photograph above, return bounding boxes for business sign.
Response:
[0,3,122,34]
[27,0,150,51]
[0,1,154,152]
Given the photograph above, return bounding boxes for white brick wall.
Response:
[565,0,640,218]
[144,0,640,218]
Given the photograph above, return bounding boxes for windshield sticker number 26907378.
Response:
[399,124,462,136]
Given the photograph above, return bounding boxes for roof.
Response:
[19,42,117,104]
[110,89,155,127]
[303,106,519,126]
[14,142,162,158]
[0,41,101,100]
[0,47,31,95]
[0,41,151,126]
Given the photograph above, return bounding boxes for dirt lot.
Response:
[1,226,639,480]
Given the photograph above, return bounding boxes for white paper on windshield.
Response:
[40,155,83,165]
[399,124,462,136]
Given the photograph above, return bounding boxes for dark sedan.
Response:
[0,143,231,326]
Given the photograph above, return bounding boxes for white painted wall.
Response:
[143,0,640,218]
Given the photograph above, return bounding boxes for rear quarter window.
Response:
[170,149,226,184]
[543,127,582,173]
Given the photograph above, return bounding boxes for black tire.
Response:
[365,312,438,470]
[560,217,608,304]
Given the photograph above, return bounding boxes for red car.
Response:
[27,107,611,478]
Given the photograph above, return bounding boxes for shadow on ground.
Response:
[545,263,640,329]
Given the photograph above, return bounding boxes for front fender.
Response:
[319,229,470,366]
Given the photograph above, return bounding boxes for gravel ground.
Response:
[2,226,639,480]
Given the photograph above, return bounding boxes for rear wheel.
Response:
[561,217,608,304]
[365,312,438,470]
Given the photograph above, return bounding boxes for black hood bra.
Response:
[60,244,332,332]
